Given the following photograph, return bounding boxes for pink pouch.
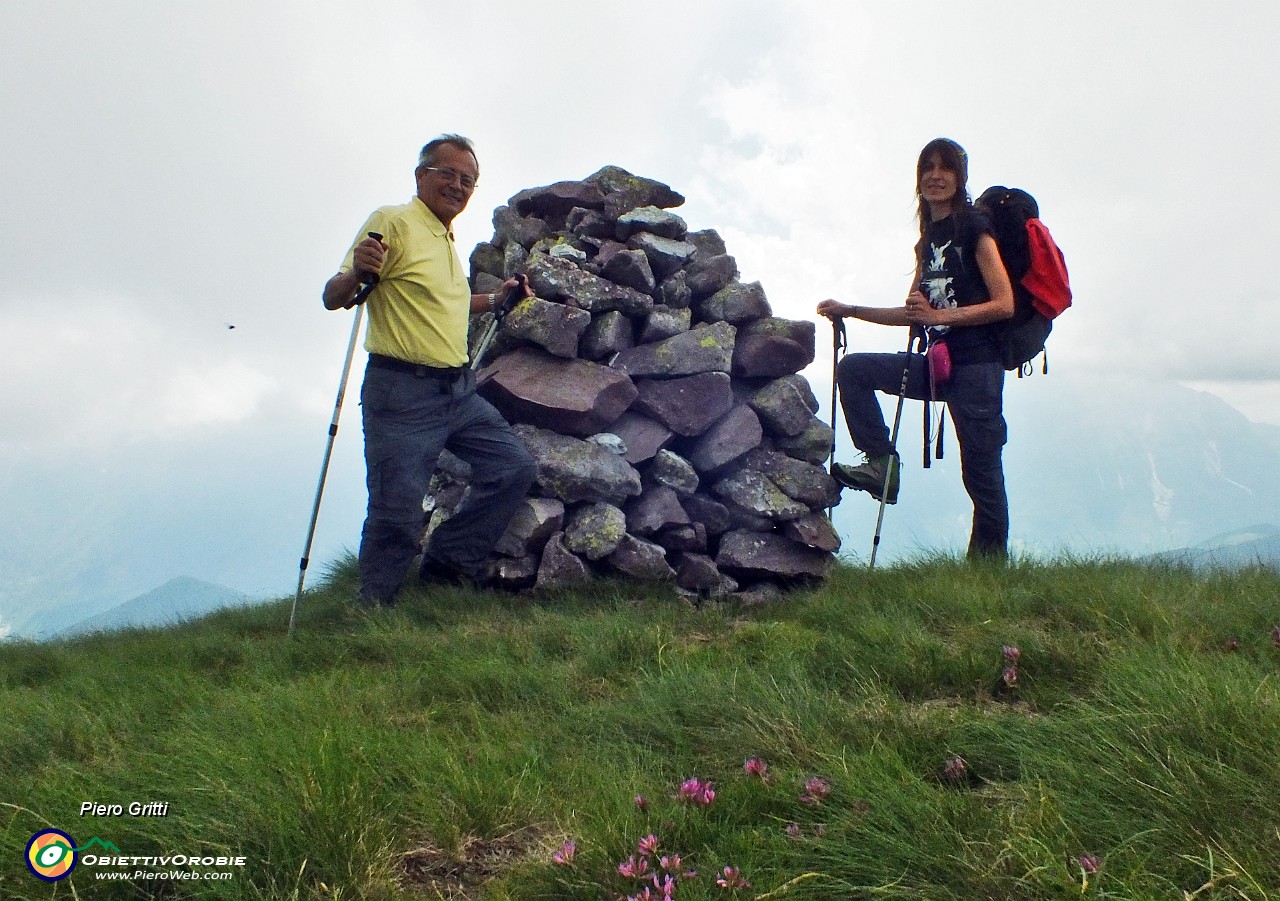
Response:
[926,339,951,398]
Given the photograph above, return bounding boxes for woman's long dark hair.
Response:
[914,137,975,267]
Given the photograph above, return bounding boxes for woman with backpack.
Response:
[816,137,1015,558]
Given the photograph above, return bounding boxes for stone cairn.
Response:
[427,165,841,604]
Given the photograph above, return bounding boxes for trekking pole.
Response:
[288,233,382,636]
[826,316,847,519]
[869,327,920,569]
[470,274,527,370]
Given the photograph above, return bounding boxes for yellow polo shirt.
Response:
[340,197,470,367]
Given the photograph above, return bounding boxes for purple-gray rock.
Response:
[648,449,699,496]
[781,513,842,552]
[633,371,734,437]
[511,181,606,218]
[584,165,685,218]
[616,206,689,241]
[513,424,643,506]
[638,306,691,344]
[657,271,692,309]
[672,551,721,592]
[564,502,628,560]
[683,253,738,298]
[610,411,673,465]
[627,233,696,281]
[687,404,763,473]
[601,247,656,294]
[525,253,653,317]
[681,493,731,537]
[568,206,616,240]
[738,449,842,509]
[774,416,836,465]
[732,317,817,378]
[750,375,820,437]
[607,534,675,581]
[494,496,566,558]
[580,310,635,361]
[686,229,727,258]
[715,530,835,582]
[655,523,707,553]
[493,205,553,249]
[711,470,810,522]
[470,242,504,282]
[479,348,637,437]
[625,485,691,537]
[611,321,736,379]
[489,554,540,591]
[694,281,772,325]
[500,296,591,359]
[535,531,591,590]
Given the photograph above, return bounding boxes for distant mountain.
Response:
[1146,524,1280,570]
[57,577,251,637]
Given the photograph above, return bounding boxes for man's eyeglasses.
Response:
[422,167,477,191]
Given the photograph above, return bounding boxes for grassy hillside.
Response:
[2,557,1279,900]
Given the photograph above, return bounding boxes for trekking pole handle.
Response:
[348,232,384,308]
[494,273,528,319]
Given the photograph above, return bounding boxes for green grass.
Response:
[2,556,1279,899]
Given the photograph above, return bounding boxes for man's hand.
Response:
[352,235,387,283]
[816,299,852,320]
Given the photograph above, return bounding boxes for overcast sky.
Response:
[2,2,1277,625]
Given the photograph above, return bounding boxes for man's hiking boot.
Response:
[831,453,900,504]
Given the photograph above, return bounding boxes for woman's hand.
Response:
[816,299,852,320]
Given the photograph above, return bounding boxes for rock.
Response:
[500,296,591,359]
[750,375,820,437]
[564,502,628,560]
[638,306,691,344]
[774,416,836,465]
[584,165,685,217]
[511,180,606,218]
[479,348,637,437]
[469,242,504,282]
[687,404,763,473]
[616,205,688,241]
[671,551,721,592]
[695,280,772,325]
[627,233,696,280]
[494,497,566,557]
[715,530,835,582]
[732,317,817,378]
[657,271,692,309]
[711,470,810,521]
[610,411,673,465]
[625,485,691,537]
[525,253,653,317]
[489,554,540,591]
[580,310,635,361]
[587,433,628,455]
[608,534,675,581]
[611,321,736,378]
[781,513,842,552]
[647,449,699,496]
[568,206,616,240]
[601,247,656,294]
[535,531,591,590]
[686,229,727,257]
[632,371,734,437]
[681,493,731,537]
[514,424,643,506]
[738,449,842,509]
[493,205,552,249]
[684,253,738,298]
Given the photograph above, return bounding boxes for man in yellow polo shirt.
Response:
[323,134,535,608]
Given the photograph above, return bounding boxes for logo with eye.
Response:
[26,830,78,881]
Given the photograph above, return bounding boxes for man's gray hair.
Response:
[417,134,478,172]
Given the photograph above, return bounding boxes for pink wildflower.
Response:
[715,865,751,890]
[659,853,684,872]
[1226,637,1241,652]
[1002,644,1022,663]
[635,794,650,812]
[552,839,576,865]
[943,755,968,781]
[785,822,802,840]
[1272,625,1280,648]
[637,834,660,857]
[653,873,677,899]
[743,757,769,778]
[1001,665,1020,688]
[677,777,715,806]
[618,854,650,879]
[800,775,832,805]
[1077,854,1101,874]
